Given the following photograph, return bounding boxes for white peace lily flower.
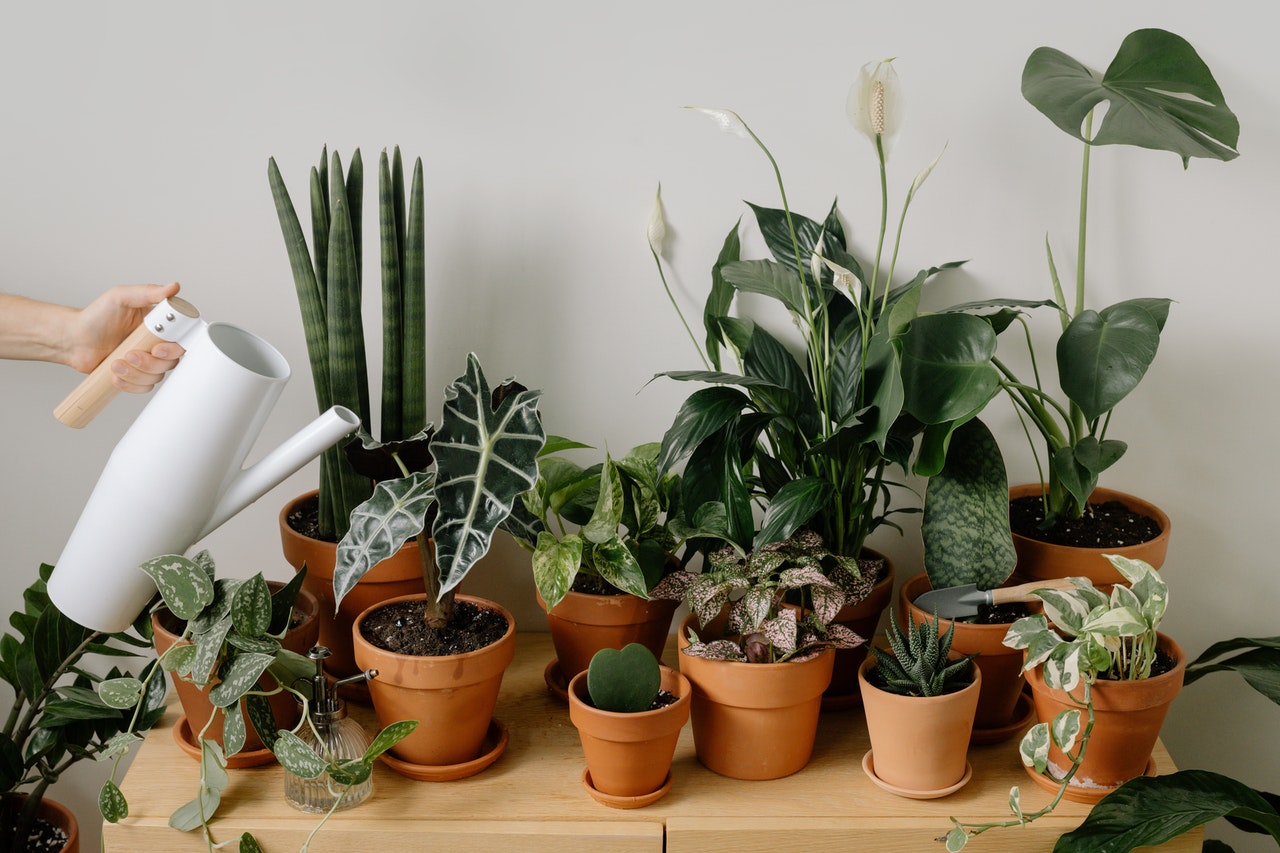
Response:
[687,106,750,140]
[846,58,903,153]
[822,257,862,309]
[647,184,667,257]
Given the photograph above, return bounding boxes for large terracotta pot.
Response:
[279,490,426,679]
[151,583,319,756]
[352,593,515,771]
[900,572,1028,737]
[541,588,678,684]
[567,665,691,805]
[676,612,833,780]
[1024,632,1185,802]
[2,795,80,853]
[1010,484,1171,586]
[858,653,980,795]
[825,550,895,704]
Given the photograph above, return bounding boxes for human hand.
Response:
[71,282,185,393]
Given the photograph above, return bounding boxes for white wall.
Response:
[1,1,1276,849]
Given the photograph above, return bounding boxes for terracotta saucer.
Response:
[970,691,1036,745]
[172,715,277,769]
[861,750,973,800]
[1021,754,1158,804]
[543,658,570,702]
[581,768,672,809]
[380,718,509,781]
[820,689,864,712]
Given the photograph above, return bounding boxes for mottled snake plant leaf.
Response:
[431,354,546,598]
[333,471,435,610]
[921,419,1014,591]
[1022,28,1240,166]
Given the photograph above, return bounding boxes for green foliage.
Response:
[0,565,162,852]
[269,146,427,540]
[505,440,735,610]
[869,611,975,697]
[586,644,662,713]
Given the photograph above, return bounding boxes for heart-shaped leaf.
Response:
[139,556,214,622]
[586,643,661,713]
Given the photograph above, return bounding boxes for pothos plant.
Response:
[105,553,416,853]
[651,529,867,664]
[943,555,1169,850]
[950,28,1239,523]
[333,353,545,630]
[650,63,1004,595]
[504,439,734,611]
[0,564,164,853]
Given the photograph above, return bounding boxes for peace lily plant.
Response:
[650,60,1005,597]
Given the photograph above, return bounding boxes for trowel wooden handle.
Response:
[53,324,167,428]
[991,577,1077,605]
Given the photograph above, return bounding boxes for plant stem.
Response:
[652,248,710,369]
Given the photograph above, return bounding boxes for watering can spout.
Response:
[199,405,359,540]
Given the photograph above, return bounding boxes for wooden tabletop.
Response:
[105,632,1200,852]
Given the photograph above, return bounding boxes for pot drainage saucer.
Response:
[581,768,672,809]
[380,718,509,782]
[173,715,277,769]
[861,750,972,800]
[543,658,570,702]
[1021,754,1157,804]
[970,691,1036,745]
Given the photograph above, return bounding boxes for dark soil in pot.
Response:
[570,574,628,596]
[285,493,330,541]
[360,599,508,656]
[580,689,679,711]
[18,821,66,853]
[969,601,1032,625]
[1010,496,1162,548]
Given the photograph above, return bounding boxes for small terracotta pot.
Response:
[2,795,80,853]
[825,550,895,702]
[1009,484,1171,586]
[858,653,980,794]
[352,593,515,770]
[541,588,678,683]
[676,612,833,780]
[151,583,320,755]
[279,490,426,679]
[1024,631,1184,798]
[567,665,691,801]
[900,572,1027,734]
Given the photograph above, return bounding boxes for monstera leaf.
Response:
[1023,28,1239,166]
[431,354,546,598]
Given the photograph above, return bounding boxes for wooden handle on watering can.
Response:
[53,296,200,428]
[990,577,1078,606]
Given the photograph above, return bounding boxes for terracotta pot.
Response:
[279,490,426,679]
[1009,484,1171,586]
[151,583,320,755]
[825,550,895,703]
[541,588,678,683]
[1,795,80,853]
[1024,631,1184,799]
[675,612,833,780]
[900,572,1027,734]
[352,593,516,770]
[567,665,691,802]
[858,653,980,794]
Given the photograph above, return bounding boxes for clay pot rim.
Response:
[352,592,516,664]
[856,649,982,705]
[540,587,679,620]
[1009,484,1172,552]
[567,665,692,721]
[1024,631,1185,710]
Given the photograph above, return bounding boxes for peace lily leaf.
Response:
[540,434,593,457]
[721,258,807,315]
[231,574,272,637]
[1023,28,1239,166]
[139,555,214,622]
[658,386,753,476]
[99,779,128,823]
[587,643,661,713]
[1055,771,1280,852]
[335,471,434,610]
[364,720,419,763]
[1185,646,1280,705]
[532,532,583,611]
[273,729,327,779]
[1058,300,1167,422]
[754,477,832,550]
[97,677,143,710]
[207,652,274,708]
[431,354,546,598]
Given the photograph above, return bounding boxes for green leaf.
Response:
[1023,29,1239,166]
[704,221,742,370]
[945,826,969,852]
[169,785,221,832]
[222,701,246,757]
[96,731,142,762]
[1020,722,1052,774]
[160,643,196,676]
[99,779,128,823]
[720,259,806,315]
[431,355,546,597]
[1057,300,1167,422]
[97,677,143,710]
[273,730,327,779]
[363,719,419,763]
[138,555,215,621]
[1054,771,1280,852]
[335,471,434,609]
[267,566,307,636]
[328,759,373,787]
[207,652,274,708]
[244,694,279,751]
[754,477,832,550]
[532,532,583,611]
[1051,709,1081,753]
[190,616,231,686]
[921,419,1014,590]
[657,386,752,475]
[587,643,661,713]
[239,833,266,853]
[582,456,624,544]
[899,313,999,425]
[231,574,272,637]
[591,538,650,599]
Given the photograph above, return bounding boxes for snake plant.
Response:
[268,146,426,540]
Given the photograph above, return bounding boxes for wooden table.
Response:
[105,633,1200,852]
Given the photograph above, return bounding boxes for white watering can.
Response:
[48,296,360,632]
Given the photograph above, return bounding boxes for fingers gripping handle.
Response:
[53,296,201,428]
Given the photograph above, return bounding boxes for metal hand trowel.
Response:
[913,578,1077,620]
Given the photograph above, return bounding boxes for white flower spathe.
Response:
[846,59,903,153]
[647,184,667,257]
[687,106,751,140]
